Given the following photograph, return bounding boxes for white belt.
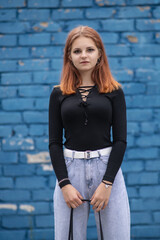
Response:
[63,146,112,159]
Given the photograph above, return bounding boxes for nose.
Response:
[81,51,87,58]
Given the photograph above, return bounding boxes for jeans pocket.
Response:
[64,156,74,168]
[96,154,109,178]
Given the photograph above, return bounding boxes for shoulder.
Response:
[106,86,125,99]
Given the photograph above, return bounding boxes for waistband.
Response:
[63,146,112,159]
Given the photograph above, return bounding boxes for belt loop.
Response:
[72,151,75,160]
[97,150,101,158]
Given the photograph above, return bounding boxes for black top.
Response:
[48,84,127,188]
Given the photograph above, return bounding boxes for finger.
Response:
[70,203,77,208]
[102,200,108,210]
[92,201,100,210]
[96,202,104,212]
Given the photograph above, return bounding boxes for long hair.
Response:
[55,25,122,95]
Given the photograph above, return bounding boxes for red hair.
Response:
[55,25,122,95]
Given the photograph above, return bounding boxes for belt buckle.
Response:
[84,150,91,159]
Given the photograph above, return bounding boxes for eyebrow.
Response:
[73,46,95,50]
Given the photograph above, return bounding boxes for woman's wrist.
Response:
[102,180,113,186]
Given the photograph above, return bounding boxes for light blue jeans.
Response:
[53,146,130,240]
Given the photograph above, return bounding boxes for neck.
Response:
[79,71,95,86]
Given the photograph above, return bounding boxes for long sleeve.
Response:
[102,87,127,183]
[48,87,71,188]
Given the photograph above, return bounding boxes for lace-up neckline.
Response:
[77,85,96,102]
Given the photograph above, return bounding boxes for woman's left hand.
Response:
[90,182,112,212]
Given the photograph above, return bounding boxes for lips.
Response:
[80,61,89,64]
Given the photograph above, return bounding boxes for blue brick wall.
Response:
[0,0,160,239]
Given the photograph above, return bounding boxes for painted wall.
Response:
[0,0,160,239]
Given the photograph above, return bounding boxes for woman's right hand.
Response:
[61,184,83,208]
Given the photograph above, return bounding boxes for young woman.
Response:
[49,25,130,240]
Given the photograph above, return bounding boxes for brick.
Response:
[123,83,146,94]
[127,122,140,134]
[0,231,25,240]
[18,59,49,71]
[120,57,153,69]
[35,98,48,110]
[117,6,151,18]
[0,112,21,124]
[1,72,32,85]
[128,172,159,185]
[153,6,160,18]
[15,176,46,189]
[0,35,17,46]
[35,215,54,227]
[66,20,99,31]
[33,71,61,84]
[31,46,63,58]
[122,160,144,173]
[23,111,48,123]
[2,137,34,151]
[2,215,33,228]
[155,58,160,69]
[154,212,160,223]
[28,0,59,8]
[95,0,125,6]
[3,165,35,176]
[127,109,152,121]
[132,226,160,238]
[121,32,153,44]
[147,83,160,94]
[133,44,160,56]
[19,85,50,97]
[0,47,29,59]
[129,95,160,108]
[86,8,114,19]
[100,33,118,44]
[140,186,160,197]
[101,19,134,31]
[105,44,131,56]
[35,137,48,150]
[0,10,16,21]
[51,32,68,45]
[18,202,50,214]
[0,22,30,34]
[0,177,13,189]
[18,9,50,21]
[52,8,83,20]
[141,122,157,133]
[32,21,60,32]
[131,199,160,211]
[128,147,159,159]
[136,69,160,82]
[136,19,160,31]
[51,59,63,70]
[0,126,12,137]
[0,190,30,201]
[32,189,53,201]
[0,204,17,215]
[0,60,17,72]
[19,33,50,46]
[136,135,160,147]
[62,0,92,7]
[109,69,133,82]
[29,125,44,136]
[2,98,34,110]
[26,229,54,240]
[145,160,160,171]
[131,212,151,224]
[130,0,160,5]
[0,86,17,98]
[127,187,139,198]
[13,125,28,137]
[0,152,18,164]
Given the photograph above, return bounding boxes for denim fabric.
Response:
[53,146,130,240]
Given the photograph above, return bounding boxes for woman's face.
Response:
[70,36,101,74]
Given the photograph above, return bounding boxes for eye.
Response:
[88,48,94,52]
[73,49,81,54]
